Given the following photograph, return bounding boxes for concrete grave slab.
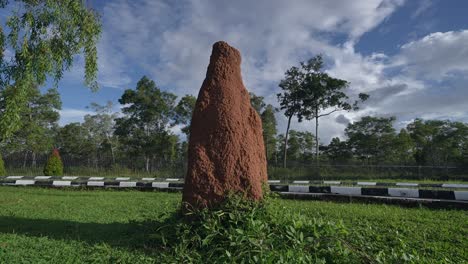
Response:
[442,184,468,188]
[15,180,35,185]
[62,176,78,180]
[357,182,376,186]
[116,177,130,181]
[288,185,309,193]
[35,176,51,180]
[388,188,419,198]
[454,191,468,201]
[53,181,71,186]
[396,182,418,187]
[7,176,23,179]
[119,182,137,187]
[152,182,169,188]
[268,180,281,183]
[292,180,309,184]
[324,181,341,185]
[87,181,104,186]
[89,177,104,180]
[330,186,361,195]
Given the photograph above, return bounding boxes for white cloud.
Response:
[59,108,95,126]
[97,0,405,93]
[411,0,433,19]
[88,1,468,144]
[393,30,468,79]
[94,0,407,143]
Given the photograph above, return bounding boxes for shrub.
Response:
[43,148,63,176]
[0,154,5,176]
[152,194,360,263]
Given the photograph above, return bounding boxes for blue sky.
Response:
[33,0,468,143]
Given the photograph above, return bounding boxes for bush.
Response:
[152,195,362,263]
[43,148,63,176]
[0,154,5,176]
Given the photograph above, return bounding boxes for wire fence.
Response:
[268,163,467,181]
[2,154,467,181]
[2,154,186,178]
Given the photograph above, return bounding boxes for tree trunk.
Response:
[110,146,116,164]
[106,133,116,164]
[315,108,319,167]
[23,151,28,168]
[283,115,293,168]
[32,152,36,167]
[145,156,150,172]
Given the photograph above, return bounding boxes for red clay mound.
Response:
[182,41,268,209]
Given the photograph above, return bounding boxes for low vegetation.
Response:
[0,154,5,176]
[0,187,466,263]
[43,149,64,176]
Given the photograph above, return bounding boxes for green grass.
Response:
[0,187,467,263]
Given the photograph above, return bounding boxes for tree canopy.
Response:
[114,76,178,172]
[0,0,101,140]
[277,55,368,168]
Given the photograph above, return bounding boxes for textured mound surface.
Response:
[182,41,267,208]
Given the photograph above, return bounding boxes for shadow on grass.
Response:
[0,214,180,255]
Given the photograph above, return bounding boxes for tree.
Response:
[114,76,178,172]
[174,95,196,137]
[250,92,266,115]
[82,102,118,164]
[43,148,63,176]
[276,130,315,164]
[393,129,415,164]
[300,55,368,166]
[249,93,278,163]
[56,122,95,163]
[1,86,61,166]
[0,1,101,140]
[325,137,352,164]
[407,119,468,166]
[0,153,5,176]
[345,116,396,164]
[277,66,307,168]
[261,104,277,162]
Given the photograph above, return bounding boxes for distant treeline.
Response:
[1,74,467,174]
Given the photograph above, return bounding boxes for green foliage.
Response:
[249,92,266,115]
[0,0,101,140]
[0,187,467,263]
[82,102,119,163]
[277,55,368,168]
[1,87,61,157]
[277,66,306,121]
[261,104,277,162]
[55,123,95,160]
[325,137,353,163]
[114,76,179,172]
[277,130,315,163]
[249,93,279,162]
[174,95,196,136]
[0,153,5,176]
[154,195,357,263]
[345,116,397,163]
[43,149,63,176]
[393,129,415,164]
[408,119,468,166]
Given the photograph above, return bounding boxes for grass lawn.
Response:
[0,186,467,263]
